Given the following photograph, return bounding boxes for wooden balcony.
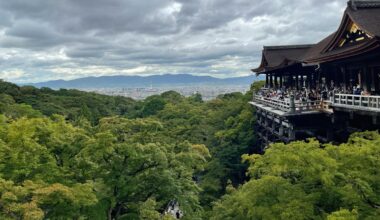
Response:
[250,93,328,116]
[251,92,380,116]
[331,94,380,113]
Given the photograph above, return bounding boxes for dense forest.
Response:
[0,80,379,219]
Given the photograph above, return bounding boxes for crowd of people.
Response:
[256,84,372,103]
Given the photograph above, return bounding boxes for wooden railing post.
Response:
[290,94,295,113]
[339,94,342,104]
[368,97,371,108]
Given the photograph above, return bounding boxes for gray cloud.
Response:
[0,0,347,83]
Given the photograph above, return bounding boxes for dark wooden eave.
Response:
[252,45,314,75]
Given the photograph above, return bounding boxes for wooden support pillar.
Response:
[371,67,376,92]
[342,67,347,92]
[289,73,294,88]
[373,115,378,125]
[325,71,329,88]
[279,125,284,136]
[349,68,354,89]
[274,75,278,88]
[265,74,269,88]
[318,71,322,88]
[333,67,338,89]
[338,67,343,88]
[327,128,333,142]
[363,67,370,92]
[295,75,299,90]
[269,74,273,88]
[288,125,295,140]
[286,74,289,88]
[363,67,369,92]
[280,76,283,88]
[376,67,380,94]
[279,119,284,136]
[358,69,363,89]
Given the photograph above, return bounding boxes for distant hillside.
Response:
[25,74,260,89]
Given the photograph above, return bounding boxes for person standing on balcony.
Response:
[354,85,361,95]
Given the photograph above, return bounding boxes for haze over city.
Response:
[0,0,346,83]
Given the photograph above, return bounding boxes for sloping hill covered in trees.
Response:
[0,80,257,219]
[0,80,379,219]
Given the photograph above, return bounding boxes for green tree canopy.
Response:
[212,132,380,219]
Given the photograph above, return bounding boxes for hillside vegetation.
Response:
[0,80,379,219]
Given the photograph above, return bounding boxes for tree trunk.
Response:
[108,207,113,220]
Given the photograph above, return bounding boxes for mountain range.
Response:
[26,74,260,89]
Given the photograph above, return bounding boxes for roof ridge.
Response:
[348,0,380,10]
[264,44,315,50]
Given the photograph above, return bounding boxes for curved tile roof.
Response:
[303,1,380,64]
[252,0,380,73]
[252,45,314,74]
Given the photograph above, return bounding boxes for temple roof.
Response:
[303,0,380,64]
[252,0,380,73]
[346,1,380,38]
[251,45,313,74]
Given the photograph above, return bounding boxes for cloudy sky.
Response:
[0,0,347,83]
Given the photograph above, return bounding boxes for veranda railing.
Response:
[332,94,380,110]
[253,92,322,113]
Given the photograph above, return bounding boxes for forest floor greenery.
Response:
[0,80,379,219]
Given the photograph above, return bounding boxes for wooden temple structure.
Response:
[250,0,380,149]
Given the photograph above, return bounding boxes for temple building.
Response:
[250,0,380,149]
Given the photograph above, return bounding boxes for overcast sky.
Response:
[0,0,347,83]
